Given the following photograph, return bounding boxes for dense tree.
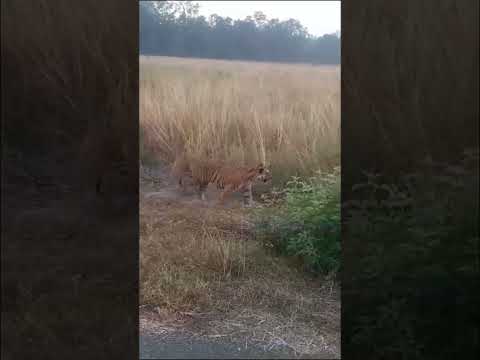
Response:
[139,1,340,64]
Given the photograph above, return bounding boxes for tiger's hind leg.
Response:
[175,175,188,193]
[177,176,185,191]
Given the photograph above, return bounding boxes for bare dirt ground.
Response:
[139,163,340,359]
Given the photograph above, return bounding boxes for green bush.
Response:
[342,149,479,358]
[255,168,341,275]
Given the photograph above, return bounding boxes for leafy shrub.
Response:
[255,168,341,275]
[343,149,479,359]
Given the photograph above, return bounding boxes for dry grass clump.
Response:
[140,201,255,310]
[140,56,340,183]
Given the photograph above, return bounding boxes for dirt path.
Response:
[139,307,334,359]
[140,332,289,359]
[140,328,322,359]
[139,163,340,359]
[140,309,297,359]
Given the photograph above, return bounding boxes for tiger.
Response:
[190,160,272,207]
[170,154,272,206]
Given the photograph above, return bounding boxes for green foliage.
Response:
[255,168,341,274]
[345,151,479,280]
[343,150,479,358]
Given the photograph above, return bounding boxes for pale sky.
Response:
[197,1,340,37]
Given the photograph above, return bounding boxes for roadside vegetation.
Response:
[139,56,341,357]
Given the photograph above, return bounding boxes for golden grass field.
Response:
[139,56,341,357]
[140,56,340,183]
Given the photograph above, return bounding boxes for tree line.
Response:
[140,1,340,64]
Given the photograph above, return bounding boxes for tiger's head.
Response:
[252,163,272,183]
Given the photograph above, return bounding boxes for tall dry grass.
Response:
[341,0,478,191]
[2,0,138,196]
[140,56,340,183]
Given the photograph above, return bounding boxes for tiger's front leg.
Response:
[197,183,208,201]
[218,184,233,206]
[243,182,254,207]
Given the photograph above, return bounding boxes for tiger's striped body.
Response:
[208,164,271,206]
[171,155,271,206]
[189,159,225,201]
